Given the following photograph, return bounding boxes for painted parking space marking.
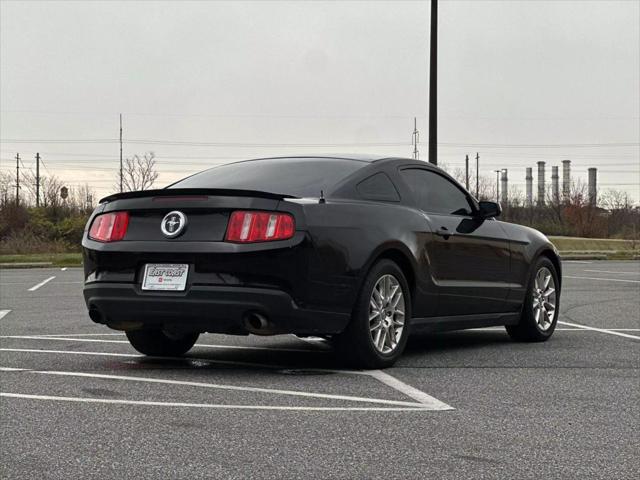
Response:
[0,368,429,408]
[60,267,68,271]
[0,344,453,411]
[564,275,640,284]
[0,393,431,412]
[557,321,640,340]
[0,347,369,376]
[0,336,329,354]
[294,335,333,350]
[0,347,313,371]
[367,369,453,410]
[0,310,11,320]
[25,333,124,337]
[28,276,56,291]
[583,269,640,276]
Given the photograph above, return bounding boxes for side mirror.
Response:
[478,201,502,219]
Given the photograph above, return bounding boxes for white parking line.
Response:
[0,310,11,320]
[367,370,453,410]
[564,275,640,284]
[477,327,640,332]
[1,368,428,408]
[0,347,363,373]
[0,347,452,409]
[557,321,640,340]
[0,335,328,354]
[60,267,67,271]
[29,333,123,337]
[583,269,640,276]
[28,276,56,291]
[0,393,430,412]
[294,335,333,350]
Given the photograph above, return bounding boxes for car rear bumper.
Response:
[83,282,350,335]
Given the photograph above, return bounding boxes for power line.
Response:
[1,138,638,148]
[3,110,638,121]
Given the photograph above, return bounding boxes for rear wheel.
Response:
[506,257,559,342]
[125,329,199,356]
[335,259,411,369]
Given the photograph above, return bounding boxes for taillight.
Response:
[88,211,130,242]
[225,211,295,243]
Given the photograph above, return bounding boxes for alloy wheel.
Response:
[369,274,405,354]
[532,266,557,331]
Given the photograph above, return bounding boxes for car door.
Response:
[399,168,511,316]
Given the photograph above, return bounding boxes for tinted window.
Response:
[400,168,472,215]
[357,172,400,202]
[170,158,365,197]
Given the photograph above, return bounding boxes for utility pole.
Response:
[475,152,479,198]
[412,117,419,159]
[35,152,41,207]
[15,153,20,206]
[465,154,470,190]
[119,113,123,193]
[428,0,438,165]
[494,170,501,202]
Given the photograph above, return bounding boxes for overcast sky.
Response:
[1,0,638,201]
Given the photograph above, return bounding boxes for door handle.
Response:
[435,227,451,239]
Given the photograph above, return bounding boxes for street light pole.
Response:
[428,0,438,165]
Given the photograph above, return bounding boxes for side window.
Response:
[400,169,473,216]
[357,172,400,202]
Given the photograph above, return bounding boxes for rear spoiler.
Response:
[99,188,297,204]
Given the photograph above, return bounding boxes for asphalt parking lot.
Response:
[1,260,638,479]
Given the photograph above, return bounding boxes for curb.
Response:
[0,262,82,269]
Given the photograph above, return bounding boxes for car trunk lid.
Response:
[99,188,295,242]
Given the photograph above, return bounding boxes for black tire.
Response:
[506,256,560,342]
[125,329,199,356]
[334,259,411,369]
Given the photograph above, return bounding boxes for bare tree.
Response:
[118,152,158,192]
[0,171,15,207]
[41,175,66,208]
[70,183,97,211]
[448,166,495,201]
[14,171,68,208]
[601,189,633,211]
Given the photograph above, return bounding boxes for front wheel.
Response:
[506,257,560,342]
[334,259,411,369]
[125,329,199,356]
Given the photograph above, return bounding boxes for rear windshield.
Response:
[169,157,366,197]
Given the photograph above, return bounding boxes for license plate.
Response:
[141,264,189,291]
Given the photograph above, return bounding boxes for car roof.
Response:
[217,155,451,177]
[218,154,388,165]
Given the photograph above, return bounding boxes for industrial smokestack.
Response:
[537,161,546,206]
[525,168,533,207]
[500,169,508,205]
[562,160,571,202]
[552,166,560,204]
[588,168,597,206]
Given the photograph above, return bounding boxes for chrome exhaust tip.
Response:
[243,312,273,335]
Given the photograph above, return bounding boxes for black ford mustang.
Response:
[82,155,561,368]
